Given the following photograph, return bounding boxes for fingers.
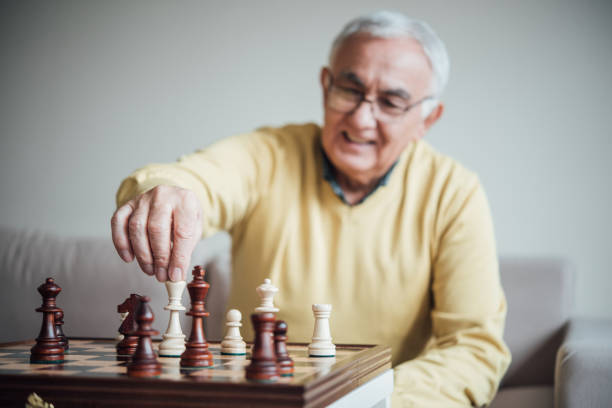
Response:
[168,190,202,282]
[148,197,173,282]
[128,196,154,277]
[111,201,135,263]
[112,186,201,282]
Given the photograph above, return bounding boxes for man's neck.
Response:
[334,169,381,205]
[320,147,398,206]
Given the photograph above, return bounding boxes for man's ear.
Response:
[320,67,330,104]
[424,102,444,131]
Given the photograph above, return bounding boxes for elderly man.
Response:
[112,10,510,406]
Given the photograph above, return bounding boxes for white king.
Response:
[158,280,187,357]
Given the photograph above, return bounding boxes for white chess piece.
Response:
[158,280,187,357]
[308,304,336,357]
[116,312,128,342]
[254,278,279,313]
[221,309,247,355]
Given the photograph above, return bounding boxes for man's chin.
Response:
[335,161,378,183]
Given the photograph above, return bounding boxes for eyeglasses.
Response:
[325,71,433,123]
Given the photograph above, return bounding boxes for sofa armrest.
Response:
[554,317,612,408]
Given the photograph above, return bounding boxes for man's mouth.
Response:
[342,131,374,145]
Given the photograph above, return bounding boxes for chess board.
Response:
[0,339,391,407]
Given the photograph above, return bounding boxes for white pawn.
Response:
[308,304,336,357]
[221,309,247,355]
[158,280,187,357]
[254,278,279,313]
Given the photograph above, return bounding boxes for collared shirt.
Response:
[320,148,397,205]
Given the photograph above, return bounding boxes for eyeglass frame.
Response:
[323,68,434,122]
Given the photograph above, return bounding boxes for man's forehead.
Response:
[332,33,429,63]
[330,34,432,91]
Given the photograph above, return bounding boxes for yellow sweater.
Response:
[117,123,511,407]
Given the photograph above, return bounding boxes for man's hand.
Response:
[111,185,203,282]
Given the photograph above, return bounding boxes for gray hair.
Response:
[329,10,450,117]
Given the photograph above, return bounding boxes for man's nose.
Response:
[347,99,377,128]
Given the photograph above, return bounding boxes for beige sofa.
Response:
[1,226,610,407]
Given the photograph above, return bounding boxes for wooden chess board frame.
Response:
[0,338,391,408]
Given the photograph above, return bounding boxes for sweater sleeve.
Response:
[116,130,279,238]
[392,175,511,407]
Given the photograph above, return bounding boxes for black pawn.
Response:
[55,310,69,352]
[30,278,64,364]
[274,320,294,376]
[127,296,161,377]
[246,312,279,381]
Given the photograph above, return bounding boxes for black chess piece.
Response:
[116,294,142,356]
[127,296,161,377]
[274,320,294,376]
[246,312,279,381]
[180,266,214,368]
[30,278,64,364]
[55,310,69,352]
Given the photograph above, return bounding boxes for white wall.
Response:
[1,0,611,318]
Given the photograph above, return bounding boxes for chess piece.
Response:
[308,304,336,357]
[30,277,64,364]
[116,312,128,341]
[116,294,142,356]
[246,312,279,381]
[54,310,69,352]
[159,280,187,357]
[180,266,213,368]
[254,278,279,313]
[26,392,55,408]
[221,309,247,355]
[127,296,162,377]
[274,320,294,376]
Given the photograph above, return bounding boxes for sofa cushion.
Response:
[499,257,573,387]
[489,385,553,408]
[554,318,612,408]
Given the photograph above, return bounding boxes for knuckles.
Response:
[172,253,189,266]
[174,224,195,240]
[118,187,201,265]
[128,217,145,234]
[148,220,170,236]
[178,189,199,209]
[150,184,172,198]
[152,254,170,265]
[110,213,120,228]
[149,185,199,213]
[110,202,133,228]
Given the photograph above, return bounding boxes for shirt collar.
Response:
[320,147,397,205]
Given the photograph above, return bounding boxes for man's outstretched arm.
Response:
[111,130,277,282]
